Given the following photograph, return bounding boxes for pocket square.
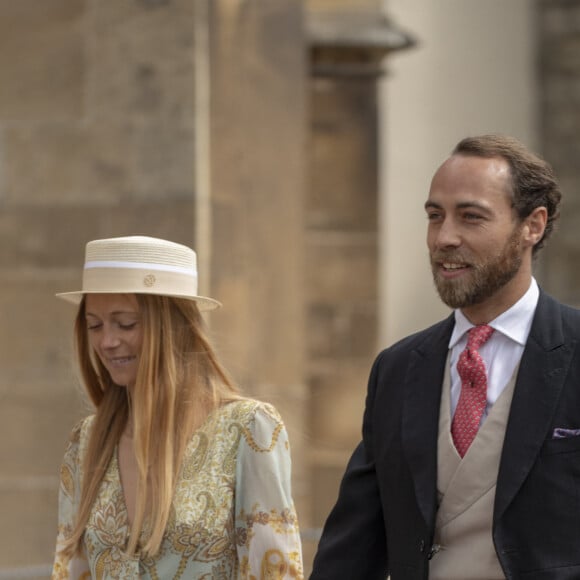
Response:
[553,427,580,439]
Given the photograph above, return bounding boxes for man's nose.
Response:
[434,219,461,249]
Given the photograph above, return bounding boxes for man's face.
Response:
[425,154,528,314]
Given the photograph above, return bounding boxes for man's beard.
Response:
[430,226,524,309]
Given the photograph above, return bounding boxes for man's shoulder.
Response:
[373,315,454,367]
[526,290,580,349]
[537,290,580,325]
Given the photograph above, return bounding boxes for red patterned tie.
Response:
[451,324,495,458]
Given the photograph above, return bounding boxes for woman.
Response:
[52,235,303,579]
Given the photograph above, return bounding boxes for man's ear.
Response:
[522,206,548,248]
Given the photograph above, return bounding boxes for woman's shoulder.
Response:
[210,398,284,429]
[60,415,95,483]
[66,414,96,448]
[206,399,288,456]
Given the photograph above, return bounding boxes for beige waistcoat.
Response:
[428,357,518,580]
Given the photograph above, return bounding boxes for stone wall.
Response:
[0,0,310,575]
[2,0,565,577]
[306,76,379,529]
[209,0,310,564]
[307,0,382,12]
[303,4,410,569]
[537,0,580,306]
[0,0,202,572]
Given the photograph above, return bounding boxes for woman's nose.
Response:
[100,328,121,349]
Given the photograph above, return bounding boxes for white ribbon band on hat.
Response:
[84,260,197,277]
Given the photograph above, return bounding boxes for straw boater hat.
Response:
[56,236,221,311]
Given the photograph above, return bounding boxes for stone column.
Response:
[537,0,580,307]
[208,0,309,559]
[304,5,413,570]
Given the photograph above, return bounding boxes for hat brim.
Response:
[55,290,221,311]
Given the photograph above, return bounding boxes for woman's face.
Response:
[84,293,143,388]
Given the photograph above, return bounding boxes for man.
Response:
[310,135,580,579]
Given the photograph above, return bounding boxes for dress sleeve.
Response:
[234,402,304,580]
[51,419,91,580]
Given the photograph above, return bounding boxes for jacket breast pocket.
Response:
[541,434,580,456]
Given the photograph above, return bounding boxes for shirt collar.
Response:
[449,277,539,348]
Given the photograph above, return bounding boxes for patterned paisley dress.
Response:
[52,399,303,579]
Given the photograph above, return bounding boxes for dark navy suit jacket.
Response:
[310,291,580,580]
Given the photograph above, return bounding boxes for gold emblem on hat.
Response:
[143,274,156,287]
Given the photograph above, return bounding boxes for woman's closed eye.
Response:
[86,320,138,331]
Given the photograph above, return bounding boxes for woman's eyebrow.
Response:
[85,310,139,317]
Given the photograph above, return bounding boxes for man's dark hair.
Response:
[453,134,562,255]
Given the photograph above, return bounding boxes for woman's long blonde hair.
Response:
[61,294,241,558]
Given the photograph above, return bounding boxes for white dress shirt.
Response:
[448,278,540,423]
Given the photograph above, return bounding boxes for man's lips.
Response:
[441,262,469,271]
[433,258,471,278]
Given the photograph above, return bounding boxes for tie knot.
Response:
[466,324,494,351]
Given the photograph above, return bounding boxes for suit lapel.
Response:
[494,292,577,522]
[401,315,454,530]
